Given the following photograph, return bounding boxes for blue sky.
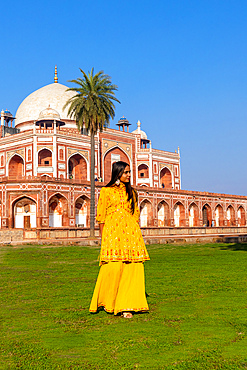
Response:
[1,0,247,195]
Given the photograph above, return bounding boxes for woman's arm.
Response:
[99,223,105,237]
[96,188,107,235]
[96,188,107,224]
[132,189,140,223]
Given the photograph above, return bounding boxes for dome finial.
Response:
[137,120,141,134]
[54,65,58,83]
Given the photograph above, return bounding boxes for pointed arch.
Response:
[237,206,246,226]
[188,202,199,227]
[157,200,170,226]
[103,146,131,184]
[7,154,24,177]
[226,205,235,226]
[75,195,90,227]
[38,148,52,166]
[174,201,185,227]
[49,193,69,227]
[48,192,69,203]
[140,199,153,227]
[68,153,88,180]
[202,203,212,227]
[160,166,173,189]
[12,196,37,229]
[138,163,149,178]
[214,204,224,227]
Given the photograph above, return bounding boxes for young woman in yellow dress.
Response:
[89,161,150,318]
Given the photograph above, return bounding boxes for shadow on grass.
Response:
[219,243,247,251]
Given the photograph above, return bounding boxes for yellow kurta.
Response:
[96,182,150,265]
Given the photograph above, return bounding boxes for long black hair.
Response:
[106,161,137,214]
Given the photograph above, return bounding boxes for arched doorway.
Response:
[138,164,149,179]
[68,154,87,180]
[189,203,199,227]
[49,194,68,227]
[215,204,224,227]
[8,155,24,177]
[75,196,89,227]
[237,206,246,226]
[160,167,172,189]
[13,197,36,228]
[104,147,130,183]
[174,202,185,227]
[202,204,212,227]
[157,201,169,226]
[140,200,152,227]
[226,205,235,226]
[38,149,52,166]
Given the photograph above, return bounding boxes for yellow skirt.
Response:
[89,262,149,315]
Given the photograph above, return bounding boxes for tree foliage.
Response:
[64,68,120,135]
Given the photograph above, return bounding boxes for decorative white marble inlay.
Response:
[37,166,53,173]
[58,163,66,169]
[0,169,5,174]
[137,178,150,183]
[37,137,53,142]
[26,163,32,170]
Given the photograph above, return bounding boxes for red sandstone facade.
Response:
[0,79,246,232]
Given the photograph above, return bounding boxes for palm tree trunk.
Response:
[90,131,95,237]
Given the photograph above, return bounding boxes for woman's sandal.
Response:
[122,312,133,319]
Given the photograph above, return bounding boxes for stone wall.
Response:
[1,226,247,245]
[0,229,23,243]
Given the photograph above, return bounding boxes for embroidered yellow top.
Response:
[96,182,150,265]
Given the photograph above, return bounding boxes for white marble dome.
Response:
[15,83,76,130]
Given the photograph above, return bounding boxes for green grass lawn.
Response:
[0,243,247,369]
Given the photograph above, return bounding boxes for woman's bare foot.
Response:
[122,312,133,318]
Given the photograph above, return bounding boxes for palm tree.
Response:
[64,68,120,236]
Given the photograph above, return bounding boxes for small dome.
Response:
[131,120,148,139]
[38,107,61,121]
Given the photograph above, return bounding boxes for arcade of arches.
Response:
[146,202,246,228]
[11,194,90,229]
[8,191,247,229]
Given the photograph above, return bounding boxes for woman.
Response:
[89,161,150,318]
